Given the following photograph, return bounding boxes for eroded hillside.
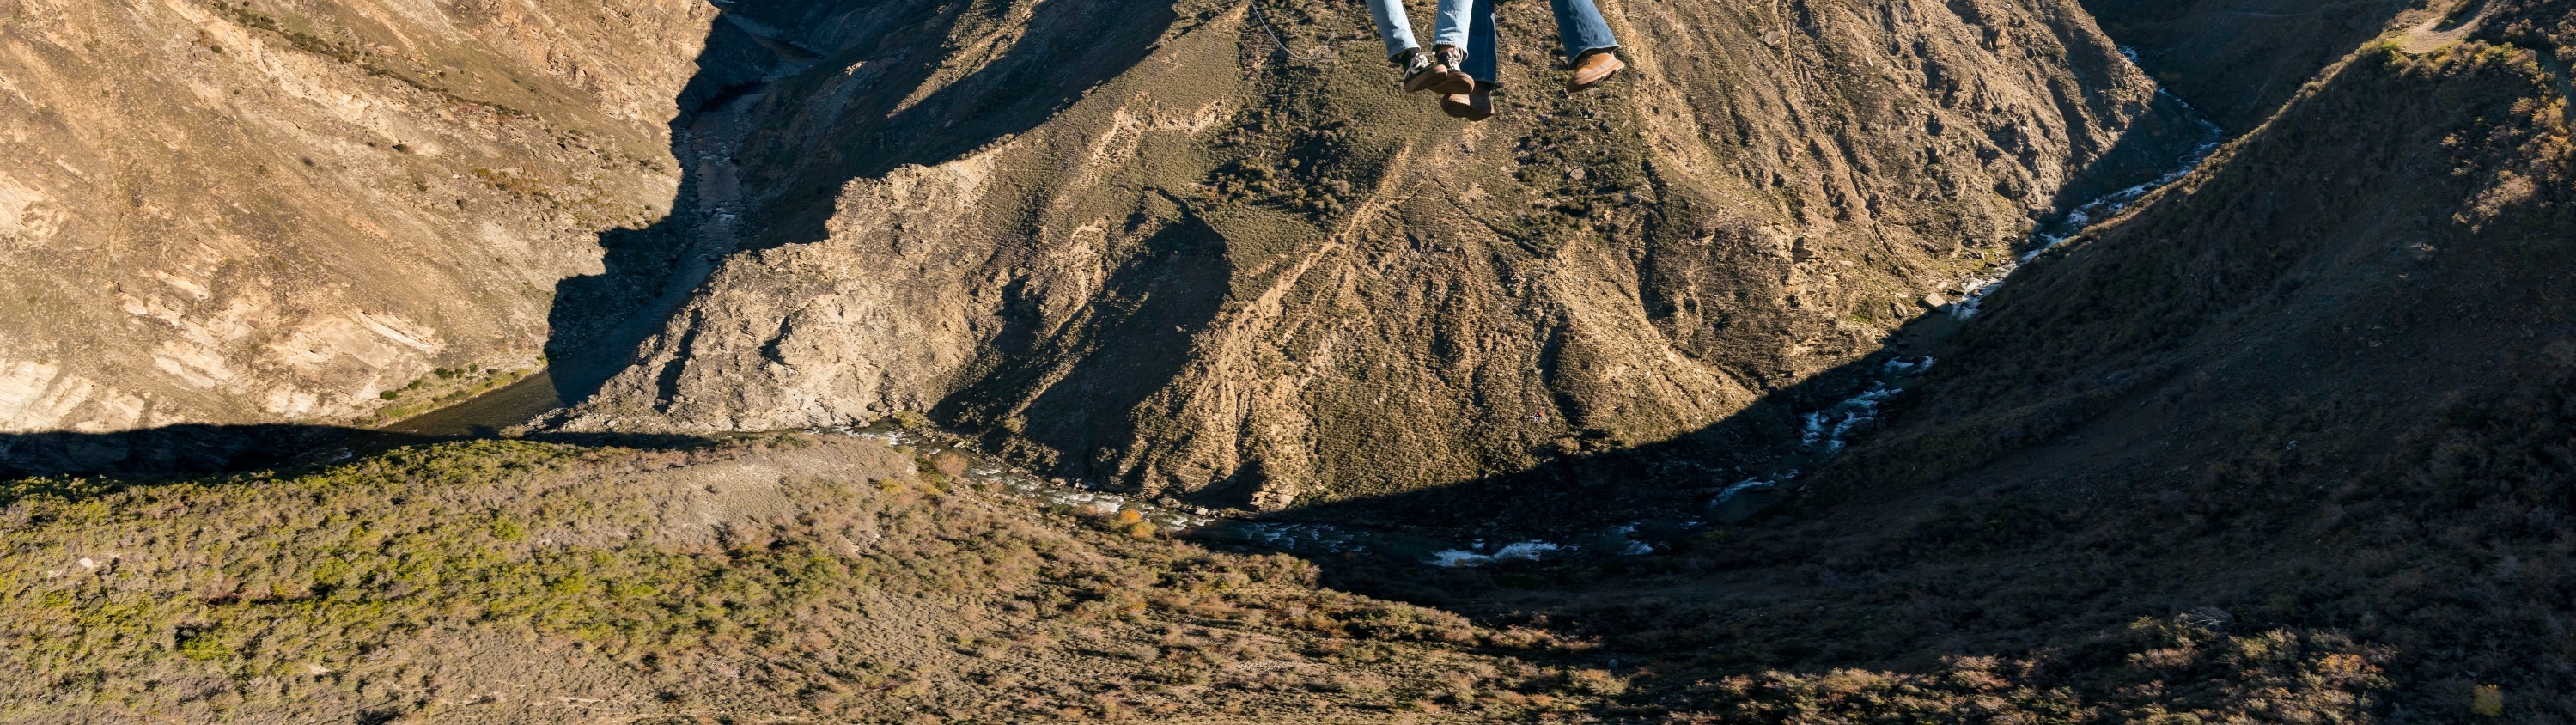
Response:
[0,0,710,433]
[1827,0,2575,520]
[1265,4,2576,722]
[559,0,2200,509]
[9,0,2576,722]
[1684,0,2576,716]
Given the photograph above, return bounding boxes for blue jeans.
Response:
[1365,0,1474,60]
[1452,0,1620,85]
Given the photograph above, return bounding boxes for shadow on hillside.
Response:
[931,206,1235,465]
[2,0,1187,483]
[2038,88,2214,220]
[5,0,1188,479]
[2077,0,2413,130]
[539,0,1183,406]
[0,424,718,486]
[1251,314,1952,539]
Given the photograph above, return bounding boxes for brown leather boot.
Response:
[1440,82,1495,121]
[1565,50,1624,92]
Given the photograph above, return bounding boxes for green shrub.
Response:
[2472,685,2505,716]
[176,629,233,661]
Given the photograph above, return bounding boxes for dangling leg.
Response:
[1363,0,1471,93]
[1424,0,1478,95]
[1361,0,1423,61]
[1551,0,1623,91]
[1440,0,1498,121]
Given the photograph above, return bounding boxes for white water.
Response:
[1236,521,1371,553]
[1953,90,2226,319]
[1800,375,1911,455]
[1428,541,1563,567]
[1714,79,2228,514]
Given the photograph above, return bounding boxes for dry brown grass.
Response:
[0,435,1599,723]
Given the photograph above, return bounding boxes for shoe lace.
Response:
[1401,49,1436,76]
[1438,46,1468,70]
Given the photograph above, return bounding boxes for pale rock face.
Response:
[562,0,2192,506]
[0,0,715,431]
[0,175,64,252]
[0,362,88,432]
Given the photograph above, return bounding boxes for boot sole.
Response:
[1433,70,1476,96]
[1440,95,1493,121]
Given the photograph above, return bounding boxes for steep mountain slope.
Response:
[0,0,709,434]
[9,1,2576,722]
[1826,2,2573,517]
[1282,7,2576,722]
[2080,0,2415,128]
[562,0,2195,509]
[1628,1,2574,717]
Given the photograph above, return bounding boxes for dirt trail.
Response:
[2396,1,2488,54]
[2391,0,2571,101]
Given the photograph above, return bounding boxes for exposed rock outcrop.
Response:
[562,0,2194,507]
[0,0,712,432]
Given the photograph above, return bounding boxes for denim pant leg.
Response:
[1431,0,1473,49]
[1463,0,1498,84]
[1550,0,1618,62]
[1364,0,1423,60]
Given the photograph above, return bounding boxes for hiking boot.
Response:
[1441,82,1495,121]
[1565,49,1625,92]
[1398,48,1472,94]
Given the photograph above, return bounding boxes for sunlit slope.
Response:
[0,0,708,432]
[564,0,2189,508]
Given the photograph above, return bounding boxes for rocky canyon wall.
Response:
[0,0,713,432]
[561,0,2193,508]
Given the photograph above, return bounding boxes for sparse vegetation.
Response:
[14,0,2576,722]
[0,436,1586,722]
